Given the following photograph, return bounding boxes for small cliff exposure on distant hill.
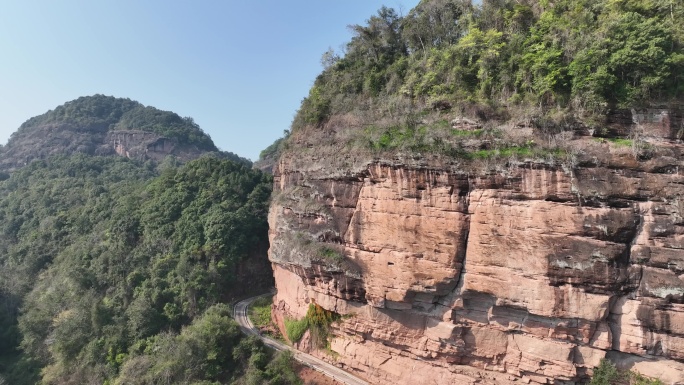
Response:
[0,95,219,172]
[267,1,684,384]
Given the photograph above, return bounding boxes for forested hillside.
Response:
[17,95,216,151]
[259,0,684,168]
[300,0,682,126]
[0,95,252,173]
[0,101,298,383]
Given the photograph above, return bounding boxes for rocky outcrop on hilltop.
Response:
[268,108,684,384]
[0,95,222,172]
[0,125,208,172]
[107,130,206,162]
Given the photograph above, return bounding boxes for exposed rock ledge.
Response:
[0,125,207,172]
[268,113,684,384]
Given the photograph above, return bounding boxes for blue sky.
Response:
[0,1,419,161]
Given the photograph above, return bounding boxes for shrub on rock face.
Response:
[590,359,664,385]
[630,372,664,385]
[590,359,621,385]
[284,317,309,343]
[306,303,340,349]
[283,303,340,347]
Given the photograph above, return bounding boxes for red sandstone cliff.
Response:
[268,109,684,384]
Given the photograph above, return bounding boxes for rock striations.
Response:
[0,123,207,172]
[268,109,684,384]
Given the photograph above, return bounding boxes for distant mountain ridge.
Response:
[0,95,247,172]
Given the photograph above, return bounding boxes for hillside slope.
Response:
[0,98,298,385]
[0,95,248,173]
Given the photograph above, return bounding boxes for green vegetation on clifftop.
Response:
[267,0,684,172]
[294,0,684,132]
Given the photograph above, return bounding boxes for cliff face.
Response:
[107,130,203,161]
[268,109,684,384]
[0,124,207,172]
[0,95,221,172]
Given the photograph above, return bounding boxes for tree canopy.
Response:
[0,154,289,384]
[292,0,684,131]
[17,95,217,151]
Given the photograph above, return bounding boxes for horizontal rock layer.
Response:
[269,112,684,384]
[0,125,206,172]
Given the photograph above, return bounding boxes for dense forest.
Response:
[0,97,299,384]
[259,0,684,166]
[298,0,683,127]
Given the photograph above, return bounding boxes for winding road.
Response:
[233,294,369,385]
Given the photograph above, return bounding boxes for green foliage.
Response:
[115,108,216,151]
[19,94,140,130]
[590,359,621,385]
[256,131,290,172]
[468,144,565,160]
[261,351,302,385]
[590,359,664,385]
[284,318,308,343]
[593,137,633,147]
[291,0,684,133]
[295,86,332,127]
[369,124,423,151]
[305,304,340,349]
[631,371,665,385]
[319,246,344,263]
[249,296,273,329]
[0,153,279,384]
[402,0,470,51]
[363,119,554,162]
[283,304,340,348]
[366,123,456,154]
[258,137,286,162]
[234,349,301,385]
[306,304,338,330]
[140,304,242,382]
[16,95,217,151]
[115,306,300,385]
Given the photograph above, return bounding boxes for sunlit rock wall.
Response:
[269,109,684,385]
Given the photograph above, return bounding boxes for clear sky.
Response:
[0,1,419,161]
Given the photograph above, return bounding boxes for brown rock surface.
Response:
[0,124,210,172]
[269,110,684,384]
[107,130,189,161]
